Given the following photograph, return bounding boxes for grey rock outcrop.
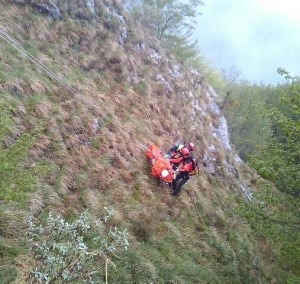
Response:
[32,1,61,20]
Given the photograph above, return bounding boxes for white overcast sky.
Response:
[194,0,300,85]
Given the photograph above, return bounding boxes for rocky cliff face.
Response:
[2,0,252,200]
[0,1,265,282]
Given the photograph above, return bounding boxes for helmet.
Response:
[180,147,190,158]
[161,169,169,178]
[186,142,195,151]
[177,144,184,151]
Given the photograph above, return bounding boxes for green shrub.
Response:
[0,131,37,202]
[27,208,129,283]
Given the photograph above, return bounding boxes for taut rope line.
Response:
[0,28,130,134]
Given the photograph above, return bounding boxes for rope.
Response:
[0,28,129,135]
[0,29,77,94]
[0,26,199,187]
[0,27,174,152]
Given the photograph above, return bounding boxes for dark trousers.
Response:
[172,171,189,195]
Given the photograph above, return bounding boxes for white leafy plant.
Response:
[27,207,129,283]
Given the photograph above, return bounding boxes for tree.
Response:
[250,69,300,196]
[131,0,203,62]
[166,32,199,63]
[221,81,272,159]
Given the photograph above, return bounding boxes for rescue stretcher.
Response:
[145,144,174,184]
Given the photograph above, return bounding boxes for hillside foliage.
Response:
[27,209,128,283]
[221,69,300,281]
[0,0,298,283]
[222,69,300,197]
[250,69,300,197]
[130,0,203,63]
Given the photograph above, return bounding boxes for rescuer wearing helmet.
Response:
[186,142,195,152]
[166,141,195,159]
[169,147,194,196]
[166,141,195,171]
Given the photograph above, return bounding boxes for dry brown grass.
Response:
[14,254,34,284]
[0,1,277,282]
[29,190,45,215]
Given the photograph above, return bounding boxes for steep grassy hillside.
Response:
[0,1,277,283]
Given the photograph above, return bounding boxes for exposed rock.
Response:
[118,28,128,45]
[155,74,173,94]
[212,115,231,151]
[133,40,163,65]
[10,0,27,4]
[134,40,147,52]
[32,0,61,20]
[104,3,128,45]
[234,154,243,163]
[6,0,250,202]
[202,144,218,175]
[149,48,162,65]
[189,68,204,88]
[205,89,232,151]
[240,183,253,201]
[89,118,99,135]
[86,0,95,13]
[168,63,182,79]
[105,4,126,25]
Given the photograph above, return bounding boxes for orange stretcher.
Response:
[145,144,174,183]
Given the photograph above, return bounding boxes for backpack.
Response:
[189,158,199,176]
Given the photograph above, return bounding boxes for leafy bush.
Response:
[237,181,300,282]
[27,208,129,283]
[249,70,300,196]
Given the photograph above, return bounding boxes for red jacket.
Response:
[169,156,194,173]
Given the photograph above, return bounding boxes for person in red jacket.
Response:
[166,142,195,159]
[166,142,195,171]
[169,147,194,196]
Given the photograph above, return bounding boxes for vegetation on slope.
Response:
[0,0,285,283]
[221,71,300,282]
